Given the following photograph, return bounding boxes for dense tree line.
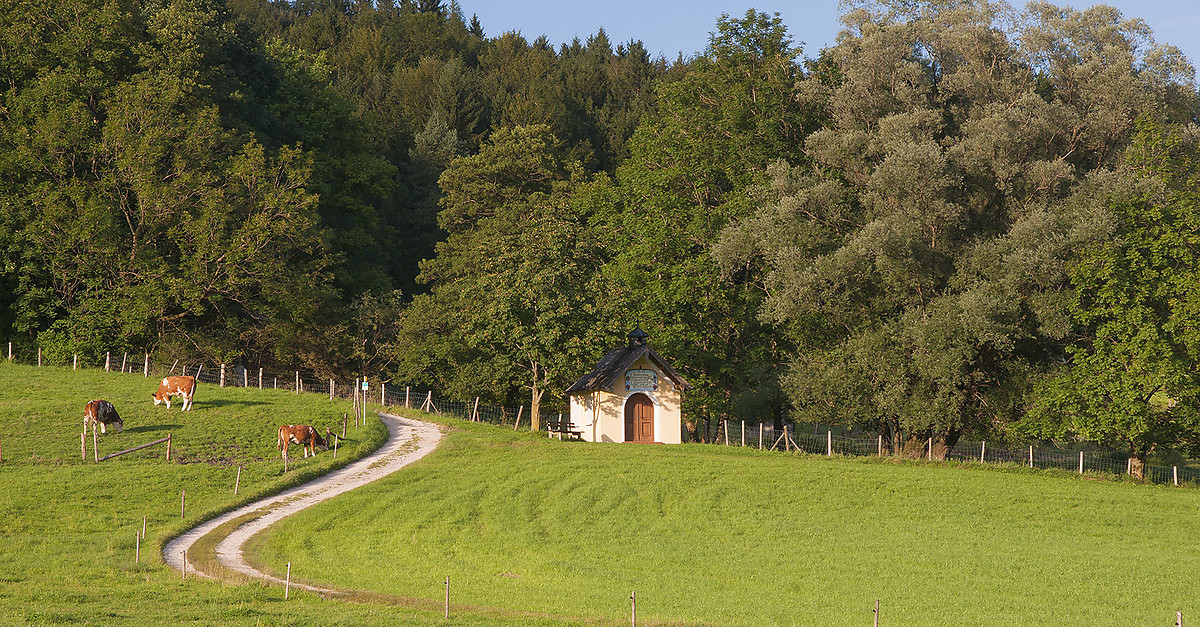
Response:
[3,0,1199,473]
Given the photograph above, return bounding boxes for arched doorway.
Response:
[624,393,654,443]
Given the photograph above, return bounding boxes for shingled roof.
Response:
[565,328,690,394]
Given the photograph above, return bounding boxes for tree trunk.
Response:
[683,420,699,443]
[530,386,543,433]
[529,361,543,432]
[1130,455,1146,480]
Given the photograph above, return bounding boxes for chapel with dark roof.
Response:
[565,327,689,443]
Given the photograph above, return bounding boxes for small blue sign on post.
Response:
[361,378,368,391]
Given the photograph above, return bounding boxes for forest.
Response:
[2,0,1199,472]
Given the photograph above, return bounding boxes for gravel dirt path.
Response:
[162,413,442,593]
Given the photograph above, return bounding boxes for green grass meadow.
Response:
[0,361,514,626]
[250,420,1200,626]
[4,360,1200,625]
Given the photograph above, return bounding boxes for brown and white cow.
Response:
[84,399,123,435]
[152,376,196,411]
[277,425,328,460]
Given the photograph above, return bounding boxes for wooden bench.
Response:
[545,418,582,441]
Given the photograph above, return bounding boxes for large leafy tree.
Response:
[0,0,341,369]
[606,10,815,438]
[1027,120,1200,477]
[716,0,1197,453]
[392,125,613,426]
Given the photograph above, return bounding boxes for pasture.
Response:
[250,419,1200,626]
[4,360,1200,625]
[0,361,534,625]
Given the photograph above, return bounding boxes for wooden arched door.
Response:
[624,394,654,443]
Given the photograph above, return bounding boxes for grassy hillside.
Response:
[0,361,534,625]
[5,360,1200,625]
[249,419,1200,626]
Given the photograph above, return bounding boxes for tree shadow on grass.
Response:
[198,399,270,409]
[125,424,181,433]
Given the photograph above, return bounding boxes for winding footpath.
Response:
[163,413,442,593]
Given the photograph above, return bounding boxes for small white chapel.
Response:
[565,327,689,444]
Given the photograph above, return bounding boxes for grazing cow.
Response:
[84,399,123,435]
[152,376,196,411]
[277,425,328,460]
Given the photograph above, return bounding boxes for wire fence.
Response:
[1,341,561,433]
[7,340,1196,486]
[697,418,1200,487]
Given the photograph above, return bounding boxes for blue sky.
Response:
[460,1,1200,70]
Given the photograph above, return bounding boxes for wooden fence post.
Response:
[874,599,880,627]
[927,437,933,460]
[74,354,77,370]
[513,405,523,431]
[220,364,226,388]
[6,341,10,360]
[981,441,986,463]
[121,352,127,372]
[135,531,140,564]
[1127,457,1132,475]
[472,397,480,422]
[406,387,411,409]
[759,425,763,450]
[741,420,745,447]
[105,352,110,371]
[381,383,385,406]
[181,489,185,520]
[259,368,263,389]
[826,430,832,456]
[329,379,334,401]
[144,353,149,377]
[878,434,883,456]
[38,348,41,367]
[295,371,299,393]
[1079,450,1084,474]
[1174,466,1179,486]
[445,576,450,619]
[166,433,172,461]
[285,562,291,600]
[81,432,85,461]
[631,590,637,627]
[243,368,248,387]
[93,427,98,463]
[1029,445,1034,468]
[234,466,241,496]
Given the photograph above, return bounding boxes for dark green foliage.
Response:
[1024,119,1200,473]
[6,0,1200,455]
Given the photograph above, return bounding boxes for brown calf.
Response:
[277,425,328,460]
[84,399,123,435]
[152,376,196,411]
